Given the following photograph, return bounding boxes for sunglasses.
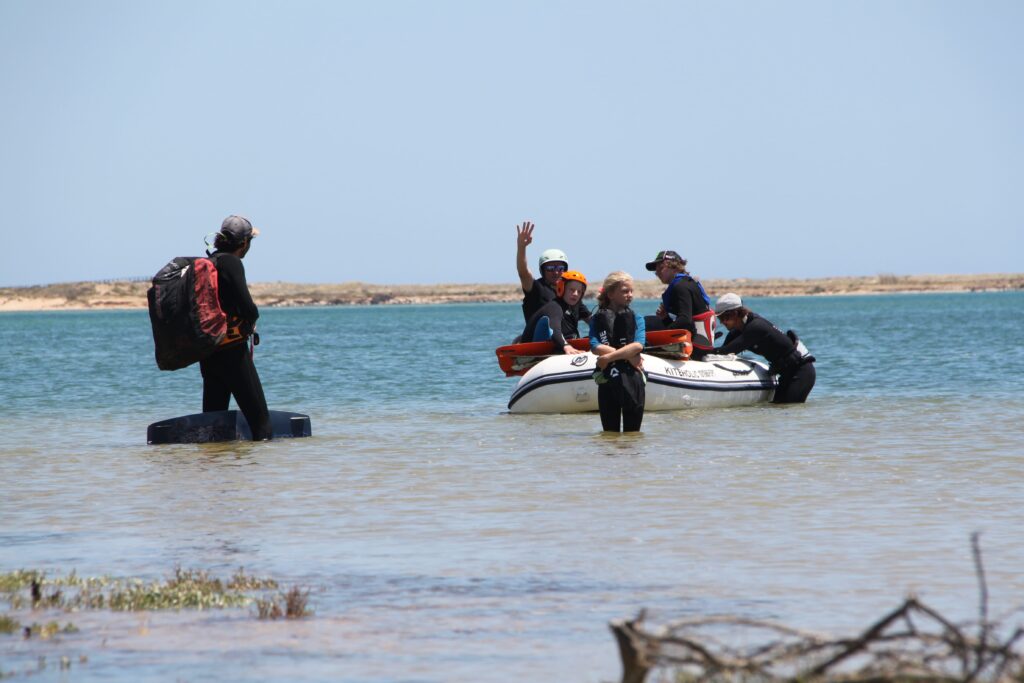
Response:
[542,264,567,273]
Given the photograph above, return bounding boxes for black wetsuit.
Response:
[520,297,583,350]
[199,252,272,440]
[715,312,816,404]
[645,274,713,359]
[589,308,646,432]
[522,277,591,325]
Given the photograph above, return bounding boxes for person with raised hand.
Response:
[515,220,591,326]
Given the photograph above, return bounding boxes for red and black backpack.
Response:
[147,255,234,370]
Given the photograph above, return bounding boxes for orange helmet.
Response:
[556,270,588,298]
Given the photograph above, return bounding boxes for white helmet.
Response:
[538,248,568,270]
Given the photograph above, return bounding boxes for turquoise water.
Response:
[2,292,1023,681]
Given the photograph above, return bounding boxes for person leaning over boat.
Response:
[643,250,716,360]
[712,293,816,404]
[590,271,647,433]
[516,220,592,326]
[200,215,272,440]
[519,271,589,356]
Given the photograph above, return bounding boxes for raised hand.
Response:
[516,221,535,249]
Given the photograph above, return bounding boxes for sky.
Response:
[1,1,1021,287]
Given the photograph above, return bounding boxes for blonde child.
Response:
[589,271,646,432]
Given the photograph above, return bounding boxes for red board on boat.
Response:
[495,329,692,376]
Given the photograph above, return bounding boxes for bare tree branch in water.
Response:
[610,536,1024,683]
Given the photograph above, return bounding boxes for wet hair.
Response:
[597,271,634,309]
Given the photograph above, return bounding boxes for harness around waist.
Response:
[770,349,815,375]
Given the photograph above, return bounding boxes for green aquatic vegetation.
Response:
[0,570,43,593]
[1,567,284,613]
[227,567,278,591]
[167,566,223,592]
[2,570,116,609]
[33,585,64,608]
[45,570,105,588]
[0,615,20,634]
[100,579,252,611]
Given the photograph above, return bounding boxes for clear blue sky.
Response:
[1,1,1021,287]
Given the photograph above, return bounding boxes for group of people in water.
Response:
[515,221,816,433]
[184,215,816,441]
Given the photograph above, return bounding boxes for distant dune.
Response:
[1,273,1021,311]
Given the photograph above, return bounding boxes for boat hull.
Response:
[507,354,775,414]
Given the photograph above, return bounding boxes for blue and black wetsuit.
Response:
[715,312,816,404]
[590,307,646,432]
[645,273,714,359]
[199,252,272,440]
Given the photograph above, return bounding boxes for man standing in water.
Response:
[201,215,272,440]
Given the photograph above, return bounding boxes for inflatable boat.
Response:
[496,330,774,414]
[506,353,775,413]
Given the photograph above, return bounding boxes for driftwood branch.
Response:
[610,537,1024,682]
[610,611,656,683]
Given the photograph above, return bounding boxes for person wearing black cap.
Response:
[713,292,816,404]
[643,250,716,360]
[199,215,272,440]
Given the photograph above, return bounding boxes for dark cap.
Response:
[645,249,683,271]
[220,215,259,242]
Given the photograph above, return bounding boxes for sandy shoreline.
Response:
[1,273,1021,312]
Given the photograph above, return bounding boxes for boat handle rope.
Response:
[713,362,755,376]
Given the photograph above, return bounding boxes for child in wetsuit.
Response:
[589,272,647,432]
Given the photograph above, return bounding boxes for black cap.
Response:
[220,215,259,242]
[645,249,682,271]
